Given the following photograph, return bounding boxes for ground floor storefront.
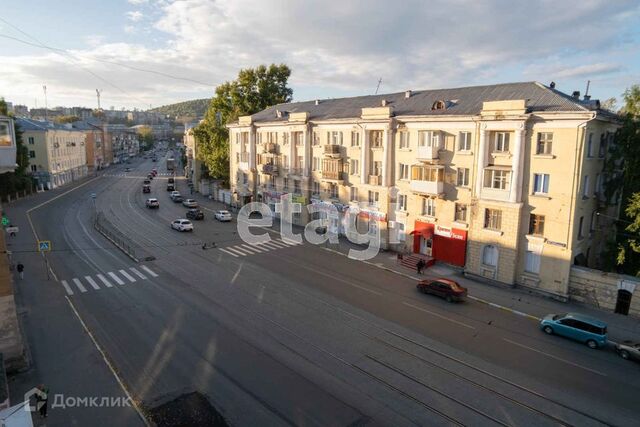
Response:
[411,220,467,267]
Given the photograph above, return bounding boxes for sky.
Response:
[0,0,639,111]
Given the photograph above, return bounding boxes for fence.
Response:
[94,212,155,262]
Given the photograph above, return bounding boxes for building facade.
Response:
[227,82,620,299]
[17,118,88,189]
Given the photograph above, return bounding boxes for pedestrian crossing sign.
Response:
[38,240,51,252]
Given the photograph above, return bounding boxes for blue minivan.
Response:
[540,313,608,349]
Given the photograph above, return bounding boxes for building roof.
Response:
[249,81,609,123]
[15,117,86,132]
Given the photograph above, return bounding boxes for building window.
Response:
[399,131,410,149]
[590,210,598,233]
[313,182,320,195]
[283,178,289,191]
[368,190,379,206]
[282,155,288,169]
[242,173,248,184]
[350,159,360,175]
[269,176,276,189]
[418,130,440,148]
[595,174,602,196]
[328,131,343,145]
[28,137,35,145]
[533,173,549,194]
[536,132,553,155]
[293,132,303,146]
[398,194,407,211]
[397,222,406,242]
[457,168,470,187]
[329,183,338,198]
[29,150,36,158]
[454,203,468,222]
[484,208,502,230]
[422,198,436,217]
[494,132,510,152]
[578,216,585,240]
[312,157,319,171]
[294,180,301,194]
[350,186,357,201]
[587,133,593,158]
[529,214,545,236]
[485,169,509,190]
[282,132,289,145]
[351,131,360,147]
[482,245,498,267]
[371,161,382,177]
[525,250,541,274]
[582,175,590,198]
[398,163,409,180]
[370,130,383,148]
[458,132,471,151]
[313,131,320,146]
[30,164,37,172]
[598,134,606,157]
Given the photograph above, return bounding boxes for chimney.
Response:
[405,90,412,99]
[314,99,320,106]
[583,94,591,101]
[381,99,387,107]
[572,91,580,99]
[549,81,556,89]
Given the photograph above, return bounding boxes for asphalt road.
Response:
[7,151,640,426]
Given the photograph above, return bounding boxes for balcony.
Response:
[261,164,279,176]
[368,175,382,186]
[410,165,444,196]
[288,167,304,176]
[321,170,343,182]
[321,158,343,182]
[416,144,439,161]
[480,187,510,202]
[324,144,341,157]
[263,143,277,154]
[410,179,443,196]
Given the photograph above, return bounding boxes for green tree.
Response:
[136,125,154,151]
[194,64,293,183]
[602,84,640,274]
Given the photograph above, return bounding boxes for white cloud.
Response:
[1,0,639,109]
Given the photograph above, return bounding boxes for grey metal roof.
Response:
[15,117,86,132]
[250,81,601,123]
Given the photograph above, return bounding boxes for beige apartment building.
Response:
[227,82,620,299]
[17,118,88,189]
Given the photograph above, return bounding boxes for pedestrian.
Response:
[36,384,48,418]
[416,259,425,275]
[16,262,24,279]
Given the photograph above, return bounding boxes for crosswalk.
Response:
[217,238,302,258]
[103,172,175,177]
[60,265,159,296]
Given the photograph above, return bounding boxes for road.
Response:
[7,150,640,426]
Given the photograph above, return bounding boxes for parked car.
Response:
[616,341,640,361]
[540,313,608,349]
[147,174,154,180]
[125,167,131,172]
[168,177,175,184]
[171,219,193,232]
[145,198,159,209]
[143,179,151,185]
[214,210,232,222]
[170,191,183,203]
[142,185,151,194]
[166,183,175,191]
[186,208,204,220]
[182,199,198,208]
[416,278,467,302]
[170,191,181,198]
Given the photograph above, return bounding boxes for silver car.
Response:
[616,341,640,361]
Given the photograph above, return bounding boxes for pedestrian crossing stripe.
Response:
[217,238,302,257]
[59,266,159,296]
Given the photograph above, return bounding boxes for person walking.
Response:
[16,262,24,279]
[36,384,49,418]
[416,259,425,275]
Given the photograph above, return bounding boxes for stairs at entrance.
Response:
[400,253,435,271]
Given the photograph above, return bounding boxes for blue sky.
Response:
[1,0,639,111]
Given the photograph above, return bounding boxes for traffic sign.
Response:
[1,217,9,227]
[38,240,51,252]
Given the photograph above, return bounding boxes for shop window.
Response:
[525,250,541,273]
[482,245,498,267]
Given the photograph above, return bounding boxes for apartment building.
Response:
[17,118,88,189]
[71,121,105,171]
[227,82,620,299]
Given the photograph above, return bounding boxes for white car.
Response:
[171,219,193,232]
[182,198,198,208]
[145,198,159,209]
[214,210,232,222]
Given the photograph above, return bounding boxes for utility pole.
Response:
[375,78,382,95]
[96,89,102,110]
[43,85,48,122]
[585,80,591,98]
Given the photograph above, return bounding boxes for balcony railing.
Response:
[410,179,443,196]
[416,145,439,161]
[324,144,341,156]
[263,143,277,154]
[321,170,343,181]
[261,164,279,175]
[368,175,382,186]
[288,167,304,176]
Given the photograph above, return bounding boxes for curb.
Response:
[322,246,543,323]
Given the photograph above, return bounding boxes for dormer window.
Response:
[431,100,446,111]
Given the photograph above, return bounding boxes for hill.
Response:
[149,98,210,118]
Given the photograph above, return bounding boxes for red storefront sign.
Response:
[412,221,467,267]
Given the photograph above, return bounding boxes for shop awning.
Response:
[410,228,433,238]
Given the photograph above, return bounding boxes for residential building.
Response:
[227,82,621,299]
[184,122,204,191]
[71,121,106,171]
[17,118,88,189]
[104,124,138,164]
[0,115,17,174]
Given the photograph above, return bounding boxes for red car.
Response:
[416,278,467,302]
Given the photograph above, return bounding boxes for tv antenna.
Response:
[96,89,102,110]
[375,78,382,95]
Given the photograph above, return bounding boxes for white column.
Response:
[303,129,310,178]
[361,129,368,184]
[288,131,295,173]
[249,129,256,170]
[382,128,390,187]
[475,124,488,196]
[510,123,526,203]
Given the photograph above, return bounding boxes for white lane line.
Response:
[232,245,257,254]
[97,274,113,288]
[259,241,283,250]
[224,246,248,256]
[219,248,239,257]
[279,238,302,246]
[403,302,476,330]
[503,338,607,377]
[108,272,126,285]
[119,269,137,283]
[72,278,88,293]
[61,280,74,295]
[130,267,147,280]
[237,245,261,254]
[84,276,101,290]
[140,265,159,277]
[241,244,267,253]
[266,240,289,248]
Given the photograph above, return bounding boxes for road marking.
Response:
[72,278,88,293]
[503,338,607,377]
[219,248,239,257]
[130,267,147,280]
[403,302,476,330]
[61,280,74,295]
[140,265,159,277]
[224,246,248,256]
[266,240,289,248]
[108,272,126,285]
[84,276,101,290]
[240,244,266,253]
[259,241,284,250]
[279,238,301,246]
[119,269,137,283]
[97,274,113,288]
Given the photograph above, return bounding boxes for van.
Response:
[540,313,608,349]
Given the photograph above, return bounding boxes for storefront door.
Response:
[420,237,432,256]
